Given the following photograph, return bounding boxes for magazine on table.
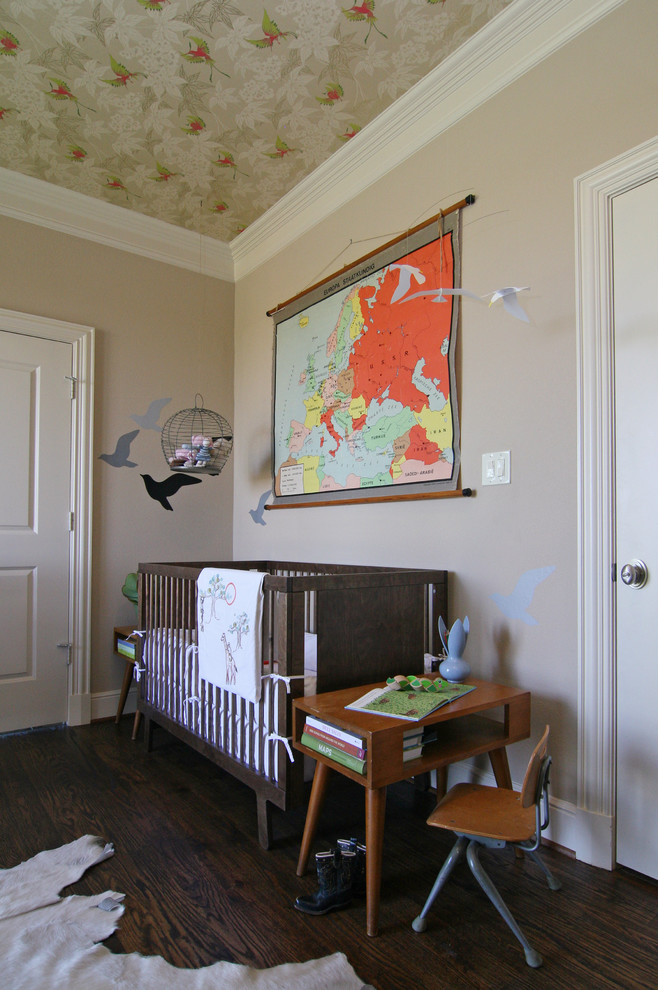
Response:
[345,681,475,721]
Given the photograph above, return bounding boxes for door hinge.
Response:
[57,642,73,665]
[65,375,77,399]
[69,511,74,531]
[611,563,617,583]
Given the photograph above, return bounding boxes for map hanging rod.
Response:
[266,194,476,318]
[265,488,473,510]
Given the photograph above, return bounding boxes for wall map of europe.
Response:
[273,211,462,503]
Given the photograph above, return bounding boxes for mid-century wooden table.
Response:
[292,677,531,936]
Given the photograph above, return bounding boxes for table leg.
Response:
[115,660,135,723]
[365,786,387,937]
[296,761,332,876]
[488,747,513,789]
[435,766,448,801]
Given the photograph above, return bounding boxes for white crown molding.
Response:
[232,0,627,280]
[0,167,234,282]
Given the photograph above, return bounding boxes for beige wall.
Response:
[232,0,658,809]
[0,215,234,699]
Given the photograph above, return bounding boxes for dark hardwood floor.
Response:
[1,717,656,989]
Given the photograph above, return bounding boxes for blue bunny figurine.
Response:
[437,616,471,682]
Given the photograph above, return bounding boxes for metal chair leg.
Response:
[412,835,468,933]
[466,840,543,968]
[526,848,562,891]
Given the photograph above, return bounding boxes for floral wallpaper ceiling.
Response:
[0,0,513,242]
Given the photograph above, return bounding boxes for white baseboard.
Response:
[89,687,137,723]
[67,692,91,726]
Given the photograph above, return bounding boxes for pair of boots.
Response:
[294,838,366,915]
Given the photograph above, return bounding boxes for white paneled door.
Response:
[614,176,658,880]
[0,330,73,731]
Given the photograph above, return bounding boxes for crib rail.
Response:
[137,560,448,848]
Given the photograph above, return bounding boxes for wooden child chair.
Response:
[412,725,561,968]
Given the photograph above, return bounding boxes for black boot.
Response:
[294,848,354,915]
[338,837,366,896]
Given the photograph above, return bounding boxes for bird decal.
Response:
[342,2,387,44]
[180,37,228,82]
[264,136,296,158]
[400,287,481,304]
[140,473,202,511]
[98,429,140,468]
[102,56,145,87]
[396,283,531,322]
[130,397,171,432]
[181,115,206,136]
[338,123,361,141]
[317,83,344,106]
[149,162,179,182]
[1,29,20,55]
[249,489,272,525]
[490,566,556,625]
[389,263,426,303]
[104,176,140,200]
[488,287,531,323]
[247,10,297,49]
[66,145,87,162]
[213,152,248,178]
[45,78,95,116]
[137,0,169,10]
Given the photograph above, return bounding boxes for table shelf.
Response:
[292,677,531,936]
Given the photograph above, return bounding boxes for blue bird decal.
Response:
[490,566,556,625]
[249,488,271,525]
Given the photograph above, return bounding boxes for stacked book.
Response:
[116,636,137,660]
[402,726,425,762]
[301,715,366,775]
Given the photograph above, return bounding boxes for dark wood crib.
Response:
[136,560,448,848]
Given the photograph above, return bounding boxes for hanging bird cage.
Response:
[161,394,233,476]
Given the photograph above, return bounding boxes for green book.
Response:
[116,639,136,659]
[301,732,367,774]
[346,682,476,721]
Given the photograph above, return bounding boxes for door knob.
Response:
[620,559,648,588]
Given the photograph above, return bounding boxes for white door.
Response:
[614,177,658,878]
[0,330,73,731]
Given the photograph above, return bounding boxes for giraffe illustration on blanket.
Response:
[197,568,266,704]
[222,632,238,685]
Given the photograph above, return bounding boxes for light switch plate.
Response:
[482,450,511,485]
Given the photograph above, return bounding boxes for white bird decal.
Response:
[487,287,530,323]
[490,566,555,625]
[389,263,425,303]
[400,287,481,304]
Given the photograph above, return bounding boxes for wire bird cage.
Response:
[161,394,233,476]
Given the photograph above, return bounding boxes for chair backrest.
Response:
[519,725,550,809]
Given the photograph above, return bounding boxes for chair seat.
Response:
[427,782,536,843]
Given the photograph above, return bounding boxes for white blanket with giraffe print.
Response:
[197,568,266,703]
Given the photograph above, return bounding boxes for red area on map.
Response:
[348,233,455,410]
[406,423,441,464]
[321,409,342,456]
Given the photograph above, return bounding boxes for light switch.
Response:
[482,450,511,485]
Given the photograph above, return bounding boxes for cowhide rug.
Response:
[0,836,370,990]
